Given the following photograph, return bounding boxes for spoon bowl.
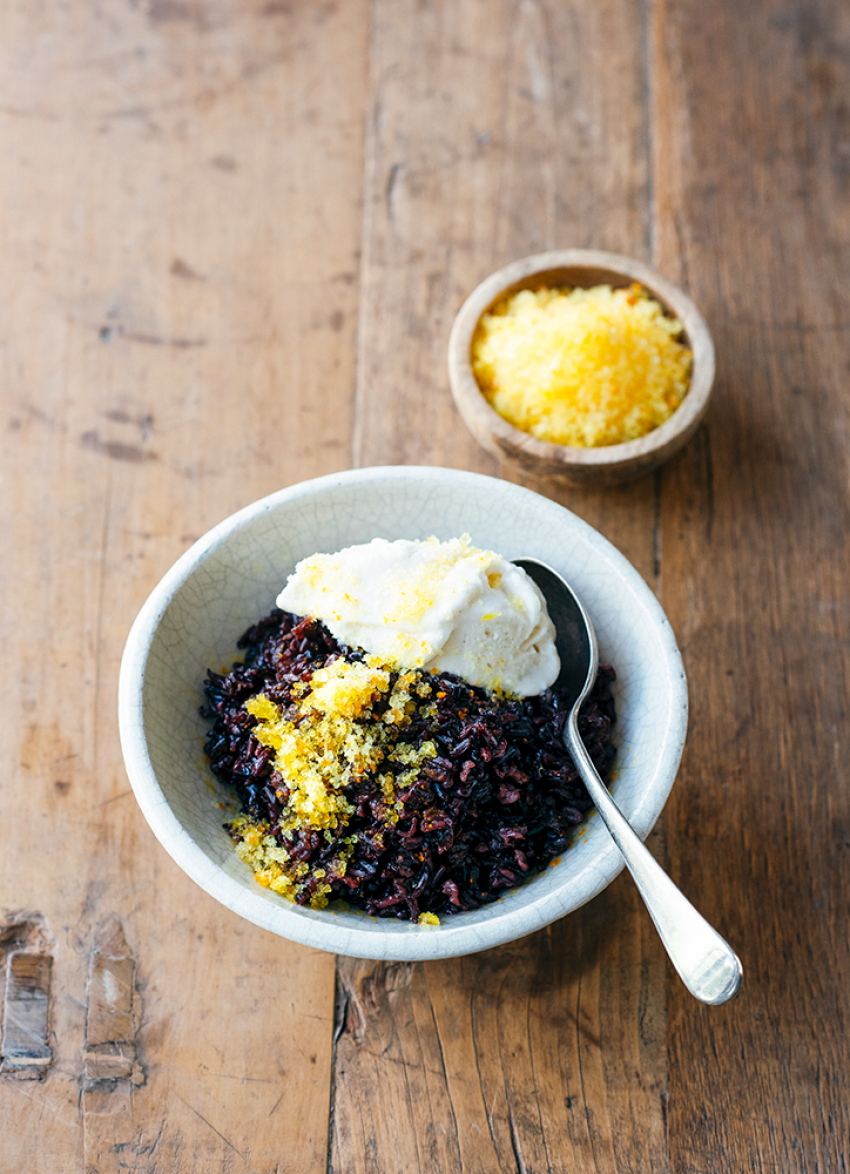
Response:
[516,557,743,1005]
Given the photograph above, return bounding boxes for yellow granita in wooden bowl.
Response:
[471,283,693,449]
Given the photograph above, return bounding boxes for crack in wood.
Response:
[508,1105,529,1174]
[332,965,350,1046]
[334,969,365,1043]
[653,467,663,581]
[327,965,343,1174]
[385,161,404,218]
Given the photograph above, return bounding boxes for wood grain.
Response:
[653,0,850,1169]
[332,861,667,1174]
[335,3,668,1171]
[4,0,849,1170]
[0,2,367,1170]
[353,0,662,586]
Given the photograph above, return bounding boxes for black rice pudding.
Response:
[201,608,616,924]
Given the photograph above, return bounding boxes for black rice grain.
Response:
[201,608,616,922]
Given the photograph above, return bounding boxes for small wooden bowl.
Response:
[448,249,715,487]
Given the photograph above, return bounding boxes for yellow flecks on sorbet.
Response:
[378,540,486,631]
[471,283,693,448]
[235,660,438,909]
[280,536,493,669]
[277,535,560,698]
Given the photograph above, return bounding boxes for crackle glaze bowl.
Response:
[118,466,687,961]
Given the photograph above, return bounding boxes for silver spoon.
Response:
[515,557,743,1005]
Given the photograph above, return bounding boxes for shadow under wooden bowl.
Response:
[448,249,715,487]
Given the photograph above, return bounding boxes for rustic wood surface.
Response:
[1,1,847,1171]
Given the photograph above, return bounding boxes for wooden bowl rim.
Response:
[448,249,715,471]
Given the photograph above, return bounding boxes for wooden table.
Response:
[2,2,847,1170]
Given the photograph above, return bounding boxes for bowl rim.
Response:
[448,248,715,472]
[118,465,688,960]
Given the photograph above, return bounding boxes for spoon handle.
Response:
[566,715,743,1005]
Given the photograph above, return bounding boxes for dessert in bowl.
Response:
[202,534,616,925]
[118,466,687,960]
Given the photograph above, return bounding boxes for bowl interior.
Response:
[120,467,687,960]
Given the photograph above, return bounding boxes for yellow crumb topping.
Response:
[418,911,440,926]
[307,658,392,719]
[235,658,437,910]
[471,283,693,448]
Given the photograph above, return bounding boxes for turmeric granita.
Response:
[201,609,616,923]
[471,283,693,448]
